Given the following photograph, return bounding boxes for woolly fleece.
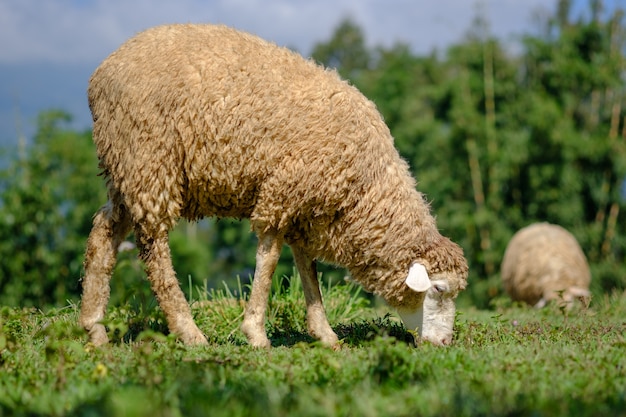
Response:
[500,222,591,307]
[81,24,468,346]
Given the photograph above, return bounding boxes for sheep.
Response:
[80,23,469,348]
[500,222,591,308]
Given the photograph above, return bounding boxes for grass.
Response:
[1,275,626,417]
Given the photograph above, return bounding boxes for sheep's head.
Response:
[396,263,465,346]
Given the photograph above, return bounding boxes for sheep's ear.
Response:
[405,263,431,292]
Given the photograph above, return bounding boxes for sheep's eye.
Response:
[433,284,447,293]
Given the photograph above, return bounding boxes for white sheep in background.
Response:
[500,222,591,308]
[80,24,469,348]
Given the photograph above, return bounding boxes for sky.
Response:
[0,0,621,145]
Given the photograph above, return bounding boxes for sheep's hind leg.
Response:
[80,201,132,346]
[241,232,283,348]
[292,245,339,348]
[137,228,208,345]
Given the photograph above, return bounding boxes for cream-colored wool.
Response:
[80,24,468,348]
[501,222,591,308]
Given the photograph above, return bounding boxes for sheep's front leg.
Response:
[241,232,283,348]
[80,201,132,346]
[137,229,208,345]
[292,245,339,347]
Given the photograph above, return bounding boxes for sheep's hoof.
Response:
[246,334,271,349]
[241,327,271,348]
[179,327,209,346]
[184,334,209,346]
[242,326,272,349]
[317,335,341,350]
[88,324,109,347]
[241,320,271,348]
[309,326,340,348]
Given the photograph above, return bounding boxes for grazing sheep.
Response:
[80,23,468,348]
[500,222,591,308]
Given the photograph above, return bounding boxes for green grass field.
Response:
[1,276,625,417]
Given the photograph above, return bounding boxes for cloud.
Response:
[1,0,554,65]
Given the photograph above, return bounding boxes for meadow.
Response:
[1,276,625,417]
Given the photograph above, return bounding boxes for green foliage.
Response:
[0,111,104,307]
[2,0,626,311]
[1,283,626,416]
[310,18,371,79]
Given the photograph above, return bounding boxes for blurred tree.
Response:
[519,0,626,294]
[311,18,371,79]
[0,110,104,306]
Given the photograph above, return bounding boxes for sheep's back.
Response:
[88,24,396,229]
[500,223,591,305]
